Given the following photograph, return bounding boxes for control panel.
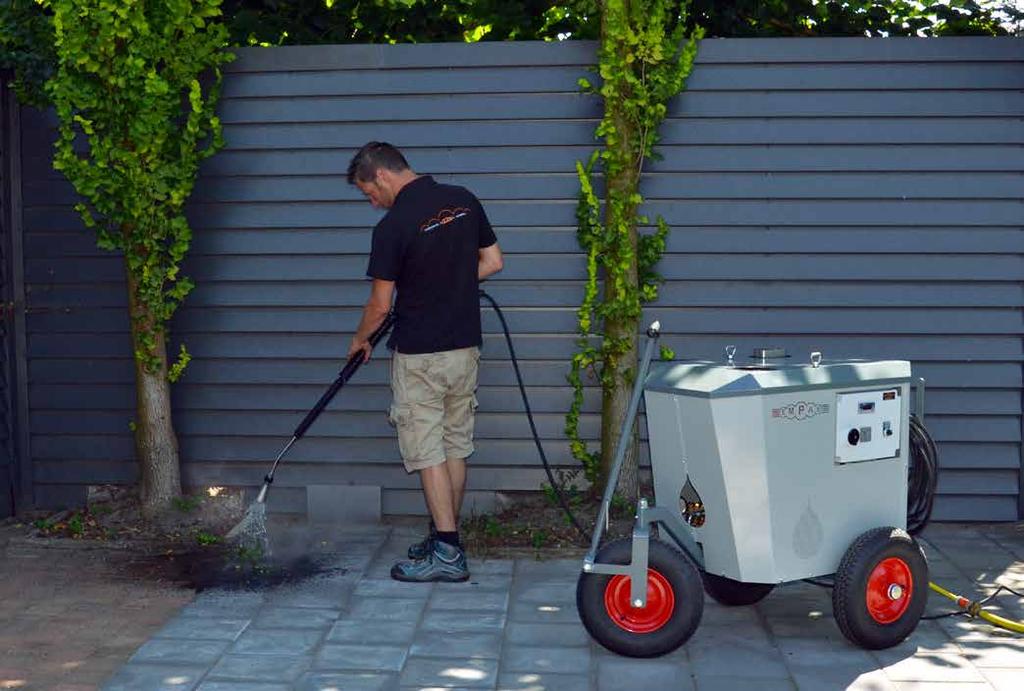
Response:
[835,389,901,464]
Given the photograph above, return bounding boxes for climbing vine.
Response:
[43,0,232,376]
[566,0,702,486]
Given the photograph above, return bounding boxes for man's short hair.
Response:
[347,141,410,184]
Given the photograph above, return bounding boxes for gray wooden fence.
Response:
[15,37,1024,520]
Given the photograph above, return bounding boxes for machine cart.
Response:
[576,322,929,657]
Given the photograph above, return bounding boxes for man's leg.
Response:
[445,457,467,524]
[392,459,469,582]
[420,462,457,532]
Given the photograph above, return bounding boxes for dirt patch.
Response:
[24,484,247,547]
[13,484,664,582]
[459,489,646,559]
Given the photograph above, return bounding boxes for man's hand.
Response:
[348,338,373,363]
[349,278,395,364]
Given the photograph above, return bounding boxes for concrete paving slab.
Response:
[264,583,354,610]
[510,581,577,604]
[196,679,290,691]
[429,589,509,612]
[504,622,591,647]
[980,667,1024,691]
[508,599,580,624]
[326,619,419,645]
[102,663,208,691]
[250,607,340,630]
[947,637,1024,668]
[153,616,251,642]
[228,628,325,656]
[794,669,898,691]
[295,671,397,691]
[354,578,433,599]
[501,645,591,674]
[496,672,593,691]
[206,654,314,682]
[892,684,993,691]
[400,657,499,688]
[313,643,409,672]
[688,626,791,680]
[437,574,514,592]
[695,676,796,690]
[420,609,507,632]
[128,638,232,666]
[596,656,695,691]
[879,652,989,683]
[409,630,503,659]
[197,683,291,691]
[346,597,427,621]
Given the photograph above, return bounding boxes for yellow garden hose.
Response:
[928,581,1024,634]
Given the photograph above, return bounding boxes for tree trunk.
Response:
[126,259,181,517]
[601,296,640,502]
[599,0,642,502]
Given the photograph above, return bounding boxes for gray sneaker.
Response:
[391,541,469,583]
[408,524,437,560]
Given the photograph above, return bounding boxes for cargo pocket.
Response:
[388,403,415,460]
[388,403,410,429]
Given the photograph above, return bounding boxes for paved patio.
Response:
[95,522,1024,691]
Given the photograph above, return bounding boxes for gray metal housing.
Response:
[644,359,911,583]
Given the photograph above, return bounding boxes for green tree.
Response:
[0,0,54,107]
[41,0,233,515]
[217,0,1011,43]
[566,0,702,497]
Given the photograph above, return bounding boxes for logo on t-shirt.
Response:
[420,207,470,234]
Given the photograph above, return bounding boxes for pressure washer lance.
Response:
[226,312,397,550]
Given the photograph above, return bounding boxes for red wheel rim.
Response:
[603,568,675,633]
[866,557,913,624]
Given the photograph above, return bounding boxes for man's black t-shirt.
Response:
[366,176,497,354]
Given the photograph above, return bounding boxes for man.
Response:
[346,142,503,582]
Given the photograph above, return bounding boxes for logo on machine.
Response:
[772,401,830,421]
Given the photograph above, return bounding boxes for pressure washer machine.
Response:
[576,322,931,657]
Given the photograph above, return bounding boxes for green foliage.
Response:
[541,468,583,507]
[482,515,507,538]
[168,343,193,383]
[0,0,55,107]
[194,529,221,546]
[217,0,1010,45]
[172,494,201,513]
[41,0,233,377]
[221,0,599,46]
[66,512,84,536]
[566,0,702,484]
[688,0,1014,37]
[610,493,632,517]
[32,517,55,532]
[530,528,550,549]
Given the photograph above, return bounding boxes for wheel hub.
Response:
[604,568,676,634]
[866,557,913,624]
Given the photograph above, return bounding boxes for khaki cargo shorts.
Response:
[388,346,480,473]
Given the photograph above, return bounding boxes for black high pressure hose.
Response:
[907,413,939,535]
[479,290,590,541]
[480,289,939,542]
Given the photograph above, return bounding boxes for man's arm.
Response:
[478,242,503,281]
[348,278,395,362]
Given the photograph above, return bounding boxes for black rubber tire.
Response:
[701,571,775,606]
[832,526,928,650]
[576,538,703,658]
